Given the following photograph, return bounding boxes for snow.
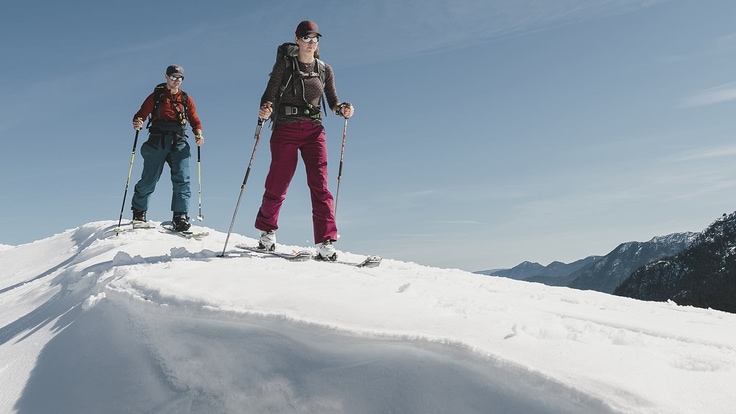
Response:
[1,221,735,414]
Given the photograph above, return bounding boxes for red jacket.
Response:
[133,87,203,132]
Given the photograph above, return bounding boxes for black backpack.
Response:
[146,83,189,128]
[270,42,326,123]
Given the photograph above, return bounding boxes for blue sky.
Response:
[3,0,736,271]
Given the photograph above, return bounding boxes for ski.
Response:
[114,220,155,234]
[235,244,312,261]
[160,222,209,239]
[132,220,155,229]
[161,227,209,239]
[234,244,381,267]
[315,255,382,268]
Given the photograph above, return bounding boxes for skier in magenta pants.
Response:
[255,20,354,261]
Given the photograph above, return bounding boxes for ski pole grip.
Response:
[258,102,272,124]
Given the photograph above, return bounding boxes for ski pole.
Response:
[219,117,267,257]
[334,117,348,218]
[116,128,140,233]
[196,145,204,221]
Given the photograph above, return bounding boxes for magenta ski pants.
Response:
[255,120,338,244]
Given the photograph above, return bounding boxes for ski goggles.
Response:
[168,75,184,81]
[300,36,319,43]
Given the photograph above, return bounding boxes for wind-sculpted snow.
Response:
[1,221,735,413]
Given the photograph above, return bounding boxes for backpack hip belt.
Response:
[149,120,186,133]
[280,104,321,119]
[281,105,300,115]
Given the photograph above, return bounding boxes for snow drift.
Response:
[1,221,735,413]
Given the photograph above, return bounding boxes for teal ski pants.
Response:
[131,132,191,215]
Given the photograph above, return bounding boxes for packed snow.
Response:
[1,221,735,413]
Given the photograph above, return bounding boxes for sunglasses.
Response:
[168,75,184,81]
[300,36,319,43]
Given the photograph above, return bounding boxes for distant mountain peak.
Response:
[615,211,736,313]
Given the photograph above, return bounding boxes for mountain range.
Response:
[616,212,736,313]
[476,233,695,293]
[478,211,736,313]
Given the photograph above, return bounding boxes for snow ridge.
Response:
[1,221,735,414]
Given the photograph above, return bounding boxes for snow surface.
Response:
[1,221,735,414]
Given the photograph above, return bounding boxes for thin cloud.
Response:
[678,82,736,108]
[667,144,736,162]
[663,31,736,64]
[430,220,484,225]
[86,25,210,62]
[326,0,669,65]
[402,189,437,198]
[712,32,736,50]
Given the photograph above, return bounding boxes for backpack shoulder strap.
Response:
[316,59,326,114]
[315,58,325,85]
[180,90,189,114]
